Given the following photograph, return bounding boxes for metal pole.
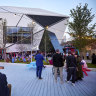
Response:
[45,28,46,60]
[3,20,6,62]
[31,27,32,62]
[31,26,33,62]
[44,26,48,60]
[21,32,23,56]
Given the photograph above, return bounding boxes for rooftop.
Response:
[0,6,69,17]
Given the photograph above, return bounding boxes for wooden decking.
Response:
[0,63,96,96]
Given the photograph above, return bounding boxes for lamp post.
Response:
[44,26,48,60]
[3,20,7,62]
[31,21,35,63]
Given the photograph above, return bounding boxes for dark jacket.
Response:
[76,56,83,78]
[35,53,44,67]
[53,53,64,67]
[66,55,77,68]
[0,72,9,96]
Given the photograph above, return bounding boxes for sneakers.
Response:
[65,79,75,86]
[72,83,75,86]
[65,80,69,83]
[39,77,43,80]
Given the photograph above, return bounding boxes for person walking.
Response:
[86,52,89,60]
[53,49,64,84]
[66,51,77,86]
[35,50,44,79]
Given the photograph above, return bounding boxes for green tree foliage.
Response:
[39,30,55,53]
[68,3,96,50]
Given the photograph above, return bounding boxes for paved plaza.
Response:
[0,62,96,96]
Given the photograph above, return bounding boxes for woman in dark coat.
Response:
[92,53,96,64]
[0,72,9,96]
[74,54,83,81]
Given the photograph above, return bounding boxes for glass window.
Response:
[6,26,31,44]
[6,27,12,43]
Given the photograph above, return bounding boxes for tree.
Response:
[68,3,96,51]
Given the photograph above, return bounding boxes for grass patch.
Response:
[0,58,50,65]
[87,63,96,68]
[0,60,5,62]
[43,60,49,65]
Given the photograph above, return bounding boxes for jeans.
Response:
[67,67,76,83]
[36,66,42,78]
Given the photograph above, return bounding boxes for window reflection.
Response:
[6,27,31,44]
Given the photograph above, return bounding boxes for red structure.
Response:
[63,46,76,54]
[0,48,4,55]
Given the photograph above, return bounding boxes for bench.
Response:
[27,61,36,69]
[0,66,4,69]
[82,65,91,76]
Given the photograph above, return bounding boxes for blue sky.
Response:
[0,0,96,15]
[0,0,96,24]
[0,0,96,39]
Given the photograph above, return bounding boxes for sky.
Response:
[0,0,96,40]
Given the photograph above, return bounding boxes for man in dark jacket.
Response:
[0,72,9,96]
[35,50,44,79]
[66,51,77,86]
[53,49,64,83]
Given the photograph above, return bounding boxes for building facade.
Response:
[0,6,69,53]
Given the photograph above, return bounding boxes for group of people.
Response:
[35,49,85,86]
[52,49,84,86]
[0,49,91,96]
[0,49,89,96]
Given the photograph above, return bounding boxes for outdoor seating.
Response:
[48,57,53,65]
[0,66,4,69]
[6,58,10,62]
[82,65,91,76]
[27,61,36,69]
[48,60,53,65]
[81,60,91,76]
[12,58,15,63]
[23,58,26,62]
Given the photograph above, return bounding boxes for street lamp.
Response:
[44,26,48,60]
[30,21,35,63]
[2,19,7,61]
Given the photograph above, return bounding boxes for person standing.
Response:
[53,49,64,84]
[74,53,83,80]
[0,72,10,96]
[35,50,44,79]
[66,51,77,86]
[86,52,89,60]
[92,53,96,64]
